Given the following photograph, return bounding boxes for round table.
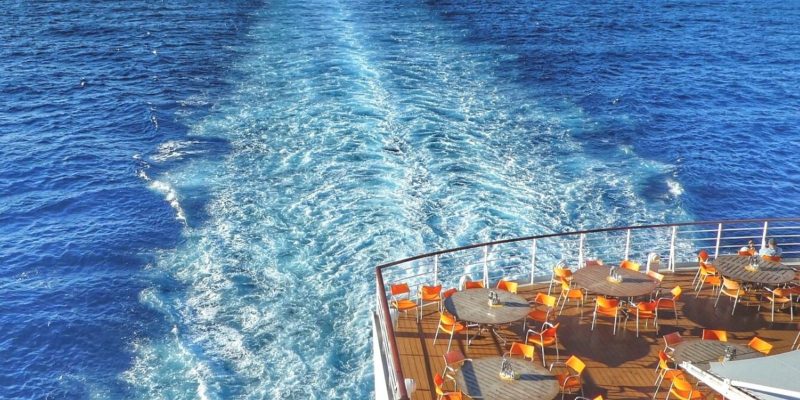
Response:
[456,356,559,400]
[672,339,762,370]
[572,265,658,298]
[712,255,795,286]
[444,288,531,325]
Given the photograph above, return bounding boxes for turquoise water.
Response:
[2,0,799,398]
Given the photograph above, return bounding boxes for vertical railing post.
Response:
[669,226,677,272]
[624,229,632,260]
[578,233,585,269]
[714,223,723,259]
[433,255,439,285]
[483,245,489,287]
[761,220,769,248]
[530,239,537,285]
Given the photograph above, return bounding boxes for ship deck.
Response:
[394,270,799,399]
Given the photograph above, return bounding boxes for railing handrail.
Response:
[374,217,800,399]
[376,218,800,270]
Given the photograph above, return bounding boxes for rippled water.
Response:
[1,0,798,398]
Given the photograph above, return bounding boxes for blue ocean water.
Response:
[1,0,798,398]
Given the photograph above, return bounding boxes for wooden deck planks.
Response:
[394,270,799,400]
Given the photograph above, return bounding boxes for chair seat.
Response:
[392,299,417,311]
[669,389,704,400]
[441,322,466,334]
[528,336,557,347]
[422,294,442,302]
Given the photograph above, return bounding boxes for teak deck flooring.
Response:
[393,270,799,400]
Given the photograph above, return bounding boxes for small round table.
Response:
[672,339,762,371]
[444,288,531,326]
[572,265,658,298]
[445,288,531,345]
[712,255,795,286]
[456,356,559,400]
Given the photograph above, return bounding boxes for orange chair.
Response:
[760,287,793,322]
[496,279,519,294]
[433,312,468,351]
[762,254,782,262]
[418,285,443,320]
[551,355,586,400]
[691,250,711,287]
[654,350,684,399]
[693,263,718,291]
[626,300,658,337]
[701,329,728,342]
[666,375,705,399]
[620,259,641,272]
[655,286,682,323]
[695,274,721,299]
[591,296,621,335]
[715,277,746,315]
[739,249,757,256]
[526,322,560,366]
[549,264,573,295]
[442,287,458,299]
[663,332,684,359]
[433,373,464,400]
[441,350,472,385]
[748,336,773,355]
[507,341,536,362]
[464,280,485,289]
[647,270,665,300]
[390,283,418,319]
[557,278,585,316]
[524,293,556,332]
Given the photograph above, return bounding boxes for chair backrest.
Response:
[762,255,782,262]
[584,259,604,268]
[421,285,442,298]
[647,270,664,283]
[637,300,657,313]
[596,296,619,309]
[555,266,572,279]
[620,260,640,271]
[738,249,755,256]
[442,288,458,299]
[702,329,727,342]
[670,286,682,300]
[566,355,586,374]
[542,322,560,338]
[664,332,683,347]
[658,351,672,370]
[535,293,557,308]
[509,342,536,360]
[748,337,773,354]
[433,373,446,395]
[560,278,572,291]
[497,280,518,294]
[391,283,410,296]
[698,249,709,262]
[443,349,466,366]
[465,280,485,289]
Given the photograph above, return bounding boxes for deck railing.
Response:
[373,218,800,400]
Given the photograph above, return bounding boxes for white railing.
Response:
[373,218,800,400]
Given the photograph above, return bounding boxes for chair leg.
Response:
[447,330,454,352]
[731,295,738,316]
[434,328,440,345]
[714,289,723,307]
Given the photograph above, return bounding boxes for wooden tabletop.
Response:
[444,288,531,325]
[572,265,658,298]
[672,339,762,371]
[456,356,559,400]
[712,255,795,285]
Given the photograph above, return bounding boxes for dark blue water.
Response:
[1,0,798,398]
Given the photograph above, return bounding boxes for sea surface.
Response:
[1,0,799,398]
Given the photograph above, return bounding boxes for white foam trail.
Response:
[667,178,684,196]
[136,166,187,225]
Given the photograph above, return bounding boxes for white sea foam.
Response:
[126,1,688,398]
